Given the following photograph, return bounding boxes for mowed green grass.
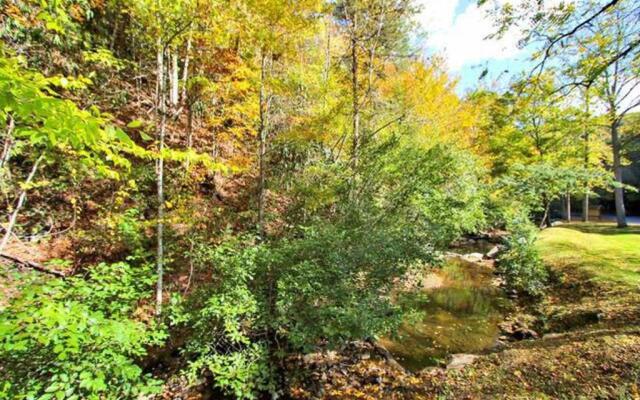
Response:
[536,223,640,288]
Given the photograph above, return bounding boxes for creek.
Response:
[379,255,511,371]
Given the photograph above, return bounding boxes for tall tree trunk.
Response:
[566,194,571,222]
[256,50,282,392]
[181,29,192,102]
[257,51,269,240]
[324,16,331,82]
[582,193,590,222]
[156,43,166,316]
[540,201,550,229]
[170,49,179,106]
[156,37,163,108]
[350,18,360,166]
[0,155,43,254]
[365,13,384,103]
[582,118,590,222]
[611,121,627,228]
[110,13,119,51]
[185,102,194,170]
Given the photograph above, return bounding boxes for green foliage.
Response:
[174,136,491,396]
[495,162,610,221]
[0,52,141,179]
[175,236,271,399]
[83,48,126,72]
[263,221,425,349]
[116,208,146,250]
[283,139,487,248]
[1,0,95,61]
[497,213,548,297]
[186,344,271,400]
[408,148,488,247]
[3,0,618,398]
[264,138,489,348]
[0,262,166,400]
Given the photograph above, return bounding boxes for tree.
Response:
[130,0,196,315]
[585,4,640,227]
[578,87,610,222]
[233,0,323,240]
[497,163,605,228]
[3,0,600,398]
[333,0,417,165]
[482,0,640,91]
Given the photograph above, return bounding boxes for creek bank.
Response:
[287,340,443,399]
[152,241,517,399]
[288,227,640,399]
[289,293,640,400]
[288,242,519,398]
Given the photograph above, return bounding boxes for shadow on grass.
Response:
[554,222,640,235]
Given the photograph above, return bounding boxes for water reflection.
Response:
[380,258,509,371]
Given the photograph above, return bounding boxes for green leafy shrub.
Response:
[174,236,272,400]
[262,221,431,349]
[0,262,166,400]
[186,344,270,400]
[497,214,548,296]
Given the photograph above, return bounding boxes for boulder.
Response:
[446,354,478,370]
[485,245,502,259]
[462,252,484,263]
[491,339,508,351]
[542,332,565,341]
[499,320,539,341]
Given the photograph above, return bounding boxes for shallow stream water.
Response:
[379,258,510,371]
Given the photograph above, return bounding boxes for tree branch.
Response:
[0,253,67,278]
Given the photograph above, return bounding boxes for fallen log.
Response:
[0,253,66,278]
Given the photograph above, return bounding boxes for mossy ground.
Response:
[292,222,640,399]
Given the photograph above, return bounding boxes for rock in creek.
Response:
[499,320,539,341]
[446,354,478,370]
[485,245,503,259]
[461,252,485,263]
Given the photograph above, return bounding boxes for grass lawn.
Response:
[536,222,640,289]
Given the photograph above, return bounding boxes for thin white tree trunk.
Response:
[323,16,331,82]
[257,50,269,240]
[156,37,163,107]
[184,241,194,294]
[181,29,192,102]
[582,94,590,222]
[350,25,360,166]
[156,44,166,316]
[170,49,179,106]
[0,154,43,254]
[583,194,589,222]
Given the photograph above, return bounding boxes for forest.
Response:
[0,0,639,399]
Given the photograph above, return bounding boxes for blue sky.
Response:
[415,0,537,94]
